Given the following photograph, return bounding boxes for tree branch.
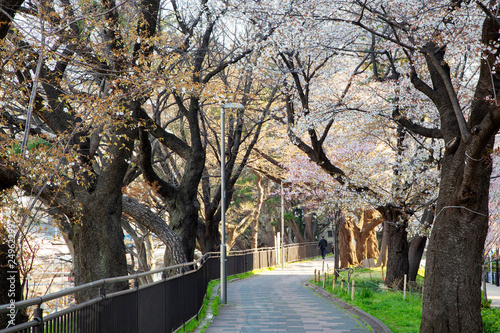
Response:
[122,195,187,266]
[392,106,443,138]
[424,45,470,142]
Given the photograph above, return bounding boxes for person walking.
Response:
[318,236,328,259]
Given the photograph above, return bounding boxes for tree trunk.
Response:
[333,217,342,279]
[354,209,382,262]
[287,219,305,244]
[71,192,128,302]
[167,196,200,262]
[385,221,409,289]
[122,195,187,267]
[63,130,133,303]
[339,217,358,268]
[202,209,221,253]
[417,12,500,330]
[304,212,314,242]
[408,209,433,282]
[376,223,388,268]
[408,235,426,282]
[380,207,409,290]
[421,147,490,332]
[366,229,380,260]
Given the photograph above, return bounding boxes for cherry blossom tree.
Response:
[253,0,442,290]
[329,1,500,331]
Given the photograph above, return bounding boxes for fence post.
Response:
[351,280,355,301]
[100,285,106,298]
[403,274,407,300]
[33,306,43,333]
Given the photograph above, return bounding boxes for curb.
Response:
[193,283,220,333]
[305,281,393,333]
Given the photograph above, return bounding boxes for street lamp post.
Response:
[220,103,244,305]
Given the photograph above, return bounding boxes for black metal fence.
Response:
[0,243,317,333]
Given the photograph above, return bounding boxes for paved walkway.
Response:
[485,282,500,307]
[204,258,373,333]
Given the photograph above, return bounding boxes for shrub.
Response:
[481,290,492,309]
[482,307,500,333]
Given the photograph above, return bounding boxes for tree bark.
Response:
[380,206,409,290]
[408,235,426,282]
[71,196,128,302]
[354,209,382,262]
[122,196,187,267]
[304,212,314,242]
[339,217,358,268]
[421,143,491,332]
[287,218,306,244]
[408,209,433,282]
[376,223,388,268]
[333,213,343,279]
[366,228,380,260]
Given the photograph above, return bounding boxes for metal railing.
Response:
[0,242,317,333]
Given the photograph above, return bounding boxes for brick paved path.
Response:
[204,258,370,333]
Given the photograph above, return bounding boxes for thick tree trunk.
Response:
[366,229,380,260]
[418,12,500,330]
[380,207,409,289]
[172,143,205,262]
[421,147,490,332]
[203,213,221,253]
[385,220,409,289]
[339,217,358,268]
[72,193,128,302]
[66,130,133,303]
[354,210,382,262]
[167,196,200,262]
[251,217,259,249]
[252,173,265,249]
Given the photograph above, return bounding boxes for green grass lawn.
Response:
[312,267,421,333]
[312,267,500,333]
